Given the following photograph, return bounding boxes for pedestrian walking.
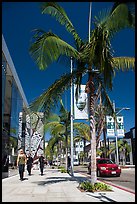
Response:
[26,153,33,175]
[68,156,71,170]
[16,149,27,181]
[39,154,45,175]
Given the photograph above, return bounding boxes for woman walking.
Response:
[17,149,27,181]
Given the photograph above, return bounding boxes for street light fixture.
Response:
[113,101,130,164]
[116,107,130,116]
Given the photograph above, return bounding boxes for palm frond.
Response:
[29,73,72,117]
[94,75,114,115]
[105,3,135,37]
[50,124,65,136]
[29,31,79,70]
[40,2,82,47]
[84,27,115,90]
[94,3,135,40]
[29,65,88,118]
[111,2,135,28]
[47,135,63,150]
[44,122,60,133]
[113,57,135,71]
[59,99,69,119]
[45,114,60,123]
[73,123,90,141]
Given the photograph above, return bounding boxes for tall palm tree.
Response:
[29,2,135,184]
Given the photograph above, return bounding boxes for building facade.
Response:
[2,35,45,178]
[2,35,30,178]
[74,139,90,164]
[125,127,135,165]
[25,112,44,161]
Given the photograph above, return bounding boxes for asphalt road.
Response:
[73,165,135,192]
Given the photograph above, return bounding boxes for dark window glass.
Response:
[97,159,114,164]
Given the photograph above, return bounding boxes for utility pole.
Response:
[88,2,92,43]
[113,101,119,164]
[113,101,130,164]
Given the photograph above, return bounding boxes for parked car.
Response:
[88,158,121,177]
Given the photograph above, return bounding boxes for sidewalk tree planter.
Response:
[78,181,112,193]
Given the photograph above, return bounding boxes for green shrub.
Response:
[58,166,68,173]
[79,181,112,192]
[58,166,63,169]
[60,169,68,173]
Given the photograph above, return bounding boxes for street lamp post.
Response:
[70,57,74,176]
[113,101,130,164]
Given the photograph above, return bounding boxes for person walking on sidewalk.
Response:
[17,149,27,181]
[39,154,45,175]
[26,153,33,176]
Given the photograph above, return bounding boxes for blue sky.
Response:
[2,2,135,139]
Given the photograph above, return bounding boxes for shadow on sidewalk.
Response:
[31,175,86,186]
[86,192,116,202]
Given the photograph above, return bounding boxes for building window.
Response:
[10,80,23,139]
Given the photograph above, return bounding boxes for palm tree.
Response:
[45,133,64,167]
[95,93,114,158]
[29,2,135,184]
[107,139,131,164]
[118,140,131,165]
[44,99,90,170]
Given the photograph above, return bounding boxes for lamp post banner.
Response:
[106,116,115,136]
[116,116,124,136]
[74,84,88,119]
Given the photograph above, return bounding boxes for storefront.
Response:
[2,35,29,178]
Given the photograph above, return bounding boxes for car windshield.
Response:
[97,159,114,164]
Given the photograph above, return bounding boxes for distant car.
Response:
[88,158,121,177]
[53,160,60,166]
[73,159,79,166]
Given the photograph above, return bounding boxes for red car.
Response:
[88,158,121,177]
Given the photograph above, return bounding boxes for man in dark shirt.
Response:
[39,154,45,175]
[26,153,33,175]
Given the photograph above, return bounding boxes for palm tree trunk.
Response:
[86,73,97,185]
[89,96,97,184]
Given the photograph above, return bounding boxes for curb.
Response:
[98,179,135,195]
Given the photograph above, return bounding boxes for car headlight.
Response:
[118,166,121,169]
[100,167,106,170]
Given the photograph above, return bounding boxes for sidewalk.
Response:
[2,167,135,202]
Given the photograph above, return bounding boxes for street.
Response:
[73,165,135,192]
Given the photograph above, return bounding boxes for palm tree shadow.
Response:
[31,175,86,186]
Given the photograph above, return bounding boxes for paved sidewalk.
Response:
[2,167,135,202]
